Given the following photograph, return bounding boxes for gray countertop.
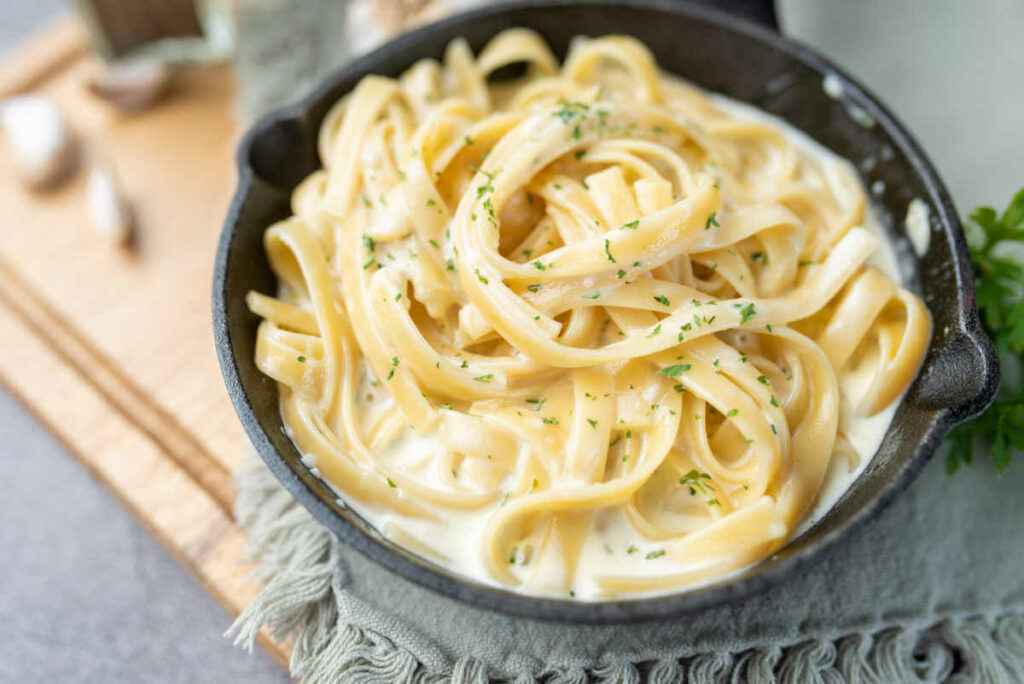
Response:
[2,2,1021,682]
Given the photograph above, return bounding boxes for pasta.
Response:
[248,30,932,599]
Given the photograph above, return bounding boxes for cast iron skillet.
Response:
[213,0,998,624]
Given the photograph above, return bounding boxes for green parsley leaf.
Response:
[947,188,1024,473]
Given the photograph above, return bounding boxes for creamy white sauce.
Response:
[905,198,931,257]
[298,93,914,600]
[822,72,875,129]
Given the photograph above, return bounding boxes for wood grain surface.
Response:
[0,20,288,667]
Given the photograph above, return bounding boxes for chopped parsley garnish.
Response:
[604,238,616,263]
[526,397,546,411]
[679,469,712,496]
[386,356,399,380]
[475,268,489,285]
[532,260,547,271]
[645,549,666,560]
[474,374,494,383]
[583,291,601,300]
[527,283,542,293]
[622,220,640,230]
[616,269,626,279]
[386,477,397,488]
[770,395,780,407]
[646,324,662,338]
[587,418,598,429]
[554,101,590,124]
[542,416,560,425]
[737,302,757,324]
[726,408,739,418]
[705,212,719,230]
[757,375,771,385]
[296,355,306,363]
[659,364,692,378]
[654,294,671,307]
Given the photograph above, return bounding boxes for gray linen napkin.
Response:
[230,455,1024,682]
[227,2,1024,681]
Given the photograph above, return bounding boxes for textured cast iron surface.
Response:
[213,0,998,624]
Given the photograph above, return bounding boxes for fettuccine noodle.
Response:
[248,31,931,599]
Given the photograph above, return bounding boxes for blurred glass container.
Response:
[75,0,235,63]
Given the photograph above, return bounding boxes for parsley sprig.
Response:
[947,188,1024,473]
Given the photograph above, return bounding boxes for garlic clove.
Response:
[0,96,77,189]
[87,60,173,113]
[87,165,134,246]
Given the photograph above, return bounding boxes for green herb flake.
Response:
[604,239,616,263]
[654,294,671,307]
[705,212,720,230]
[659,363,692,378]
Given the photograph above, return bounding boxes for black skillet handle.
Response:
[679,0,779,31]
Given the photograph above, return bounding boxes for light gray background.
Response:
[1,1,1021,682]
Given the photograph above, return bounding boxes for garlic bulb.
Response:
[87,165,134,245]
[87,60,172,113]
[0,96,77,189]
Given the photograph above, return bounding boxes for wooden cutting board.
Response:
[0,18,287,667]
